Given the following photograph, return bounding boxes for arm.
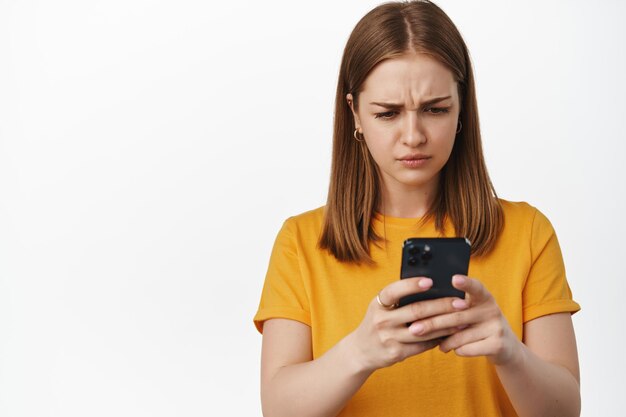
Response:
[494,313,580,417]
[260,277,465,417]
[260,319,372,417]
[413,275,580,417]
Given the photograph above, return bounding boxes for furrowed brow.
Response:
[370,95,452,108]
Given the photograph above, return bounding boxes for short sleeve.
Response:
[253,218,311,333]
[522,208,581,323]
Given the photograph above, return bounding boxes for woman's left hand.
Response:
[408,274,522,366]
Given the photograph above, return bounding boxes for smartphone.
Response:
[398,237,471,308]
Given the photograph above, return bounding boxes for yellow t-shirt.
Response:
[254,200,580,417]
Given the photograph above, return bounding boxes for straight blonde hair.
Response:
[319,0,503,264]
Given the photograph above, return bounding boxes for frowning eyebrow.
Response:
[370,95,452,108]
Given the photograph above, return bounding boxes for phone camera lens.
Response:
[420,244,432,261]
[408,245,419,255]
[408,256,418,265]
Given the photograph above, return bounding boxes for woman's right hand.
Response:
[347,277,469,373]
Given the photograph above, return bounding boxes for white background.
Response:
[1,0,625,415]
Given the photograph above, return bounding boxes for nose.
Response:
[401,112,427,147]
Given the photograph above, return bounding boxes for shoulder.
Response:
[499,198,555,225]
[499,198,551,227]
[497,198,558,245]
[282,206,325,229]
[499,198,536,218]
[278,206,326,242]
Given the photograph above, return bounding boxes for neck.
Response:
[378,176,439,218]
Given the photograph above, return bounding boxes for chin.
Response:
[396,177,433,188]
[393,174,437,188]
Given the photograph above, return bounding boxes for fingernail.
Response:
[452,299,467,309]
[418,278,432,288]
[410,323,424,335]
[452,275,466,286]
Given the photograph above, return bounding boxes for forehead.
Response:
[360,53,457,101]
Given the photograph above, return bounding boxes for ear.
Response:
[346,93,362,130]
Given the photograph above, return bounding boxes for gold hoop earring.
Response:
[456,120,462,134]
[353,129,364,142]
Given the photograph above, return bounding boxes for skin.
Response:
[347,53,459,218]
[261,53,580,417]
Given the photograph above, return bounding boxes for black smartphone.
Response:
[398,237,471,308]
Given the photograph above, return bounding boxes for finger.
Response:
[451,275,490,304]
[449,339,492,358]
[438,324,491,353]
[395,325,458,343]
[400,338,441,358]
[393,296,469,325]
[378,277,433,308]
[408,306,484,337]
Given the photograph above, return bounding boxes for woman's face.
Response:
[347,53,460,196]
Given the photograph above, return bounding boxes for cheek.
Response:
[426,121,457,150]
[361,119,400,148]
[363,140,386,165]
[362,118,393,135]
[361,123,396,159]
[427,116,457,134]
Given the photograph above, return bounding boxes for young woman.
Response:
[254,1,581,416]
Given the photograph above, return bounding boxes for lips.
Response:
[398,155,431,168]
[398,154,431,161]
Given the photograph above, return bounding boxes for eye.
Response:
[425,107,450,114]
[374,111,398,119]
